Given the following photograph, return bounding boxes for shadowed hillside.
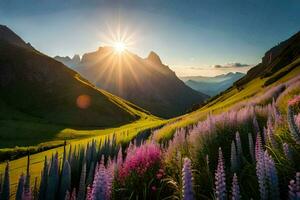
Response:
[235,31,300,88]
[0,25,149,128]
[56,48,208,118]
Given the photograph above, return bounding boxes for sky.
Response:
[1,0,299,77]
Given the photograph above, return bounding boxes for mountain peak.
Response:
[147,51,163,65]
[0,24,30,49]
[72,54,81,63]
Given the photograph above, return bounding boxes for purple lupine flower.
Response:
[266,116,277,148]
[235,131,243,165]
[287,104,300,144]
[65,190,70,200]
[215,147,226,200]
[264,151,279,199]
[256,150,280,200]
[231,173,241,200]
[263,127,268,145]
[77,163,86,200]
[47,153,59,200]
[256,148,267,200]
[283,143,293,162]
[230,141,238,172]
[1,162,10,200]
[182,157,194,200]
[272,99,282,125]
[253,114,260,134]
[59,160,71,200]
[248,133,255,161]
[288,172,300,200]
[16,173,25,200]
[91,163,113,200]
[33,177,38,200]
[255,133,263,162]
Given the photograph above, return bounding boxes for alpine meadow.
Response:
[0,1,300,200]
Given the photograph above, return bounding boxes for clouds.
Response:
[213,62,251,68]
[171,62,254,77]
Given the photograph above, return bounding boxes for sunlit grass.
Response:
[154,62,300,142]
[0,116,165,197]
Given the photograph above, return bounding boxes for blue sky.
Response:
[1,0,299,76]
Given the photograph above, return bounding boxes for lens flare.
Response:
[76,94,91,109]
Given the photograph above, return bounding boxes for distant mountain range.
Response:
[180,72,245,96]
[54,55,80,68]
[55,48,208,118]
[0,25,147,127]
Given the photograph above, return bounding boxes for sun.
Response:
[114,41,126,53]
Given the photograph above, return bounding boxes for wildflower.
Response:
[182,157,194,200]
[248,133,255,161]
[288,172,300,200]
[283,143,293,162]
[91,163,113,200]
[231,173,241,200]
[287,104,300,144]
[256,150,279,200]
[230,141,238,172]
[1,162,10,200]
[215,148,226,200]
[151,186,157,192]
[118,142,161,182]
[235,131,243,165]
[288,95,300,107]
[16,173,25,200]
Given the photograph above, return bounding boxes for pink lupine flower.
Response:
[151,186,157,192]
[288,95,300,107]
[118,142,162,183]
[295,113,300,129]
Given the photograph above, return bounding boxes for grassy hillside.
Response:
[0,25,163,150]
[0,116,165,197]
[154,57,300,141]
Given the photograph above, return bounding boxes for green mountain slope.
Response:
[0,25,157,148]
[235,31,300,88]
[155,30,300,140]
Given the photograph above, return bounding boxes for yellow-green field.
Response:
[0,116,165,197]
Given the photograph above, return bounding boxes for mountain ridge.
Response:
[56,47,209,118]
[235,30,300,87]
[0,25,149,127]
